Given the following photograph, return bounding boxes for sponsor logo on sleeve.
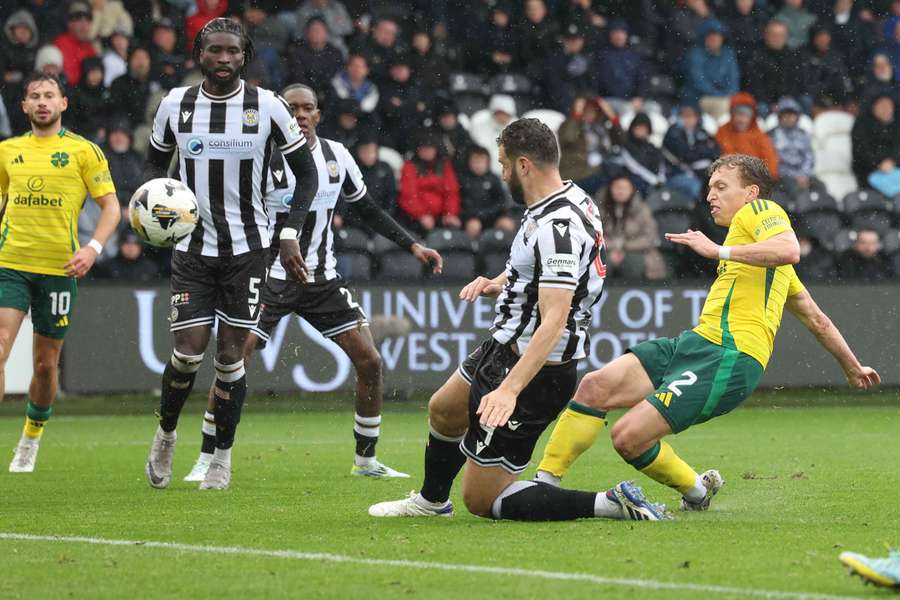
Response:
[544,253,579,275]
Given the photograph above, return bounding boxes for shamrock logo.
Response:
[51,152,69,168]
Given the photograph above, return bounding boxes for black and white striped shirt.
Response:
[492,182,607,362]
[149,80,306,257]
[264,137,366,281]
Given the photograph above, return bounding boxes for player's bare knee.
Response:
[32,355,59,379]
[461,486,494,518]
[610,421,639,461]
[428,393,466,436]
[354,347,382,381]
[574,370,615,411]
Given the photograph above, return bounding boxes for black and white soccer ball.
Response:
[128,178,199,248]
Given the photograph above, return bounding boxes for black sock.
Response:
[159,359,198,432]
[213,364,246,450]
[420,431,466,503]
[354,413,380,458]
[354,432,377,457]
[496,481,596,521]
[201,410,216,454]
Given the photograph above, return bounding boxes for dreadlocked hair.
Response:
[192,17,255,66]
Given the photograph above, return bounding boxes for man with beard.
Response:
[369,118,668,522]
[0,72,120,472]
[142,18,319,491]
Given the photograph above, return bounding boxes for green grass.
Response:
[1,392,899,599]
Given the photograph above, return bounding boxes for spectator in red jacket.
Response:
[186,0,229,55]
[399,130,462,233]
[54,2,97,86]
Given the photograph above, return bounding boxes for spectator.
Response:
[186,0,228,55]
[295,0,354,56]
[799,24,851,109]
[748,19,802,112]
[596,19,646,114]
[829,0,874,82]
[102,26,129,87]
[21,0,66,43]
[319,97,369,150]
[557,96,624,191]
[54,2,98,86]
[2,10,39,134]
[0,96,10,140]
[851,94,900,186]
[69,57,110,142]
[838,229,894,281]
[409,28,449,91]
[337,133,398,230]
[331,52,379,114]
[94,231,161,282]
[470,94,517,176]
[34,44,65,79]
[243,0,289,88]
[769,97,820,196]
[104,118,143,209]
[716,92,780,177]
[473,1,517,76]
[594,173,666,281]
[618,112,667,196]
[881,15,900,84]
[868,157,900,197]
[517,0,558,80]
[794,225,838,282]
[377,51,428,153]
[663,101,720,201]
[89,0,133,41]
[663,0,712,70]
[775,0,817,49]
[860,52,899,110]
[149,18,185,91]
[398,130,461,234]
[722,0,767,85]
[352,17,402,86]
[432,96,473,170]
[682,18,740,121]
[109,45,155,129]
[457,145,515,240]
[285,16,345,95]
[542,21,598,114]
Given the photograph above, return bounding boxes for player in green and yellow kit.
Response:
[534,154,880,510]
[0,73,120,472]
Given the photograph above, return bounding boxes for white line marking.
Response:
[0,532,856,599]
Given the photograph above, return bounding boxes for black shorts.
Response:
[456,342,485,385]
[251,277,368,346]
[461,339,578,474]
[169,250,267,332]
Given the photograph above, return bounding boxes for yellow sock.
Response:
[23,401,51,440]
[631,441,698,494]
[537,401,607,478]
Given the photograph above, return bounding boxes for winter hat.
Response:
[35,44,64,71]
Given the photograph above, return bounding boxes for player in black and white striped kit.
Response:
[144,19,319,491]
[181,84,443,482]
[370,118,669,521]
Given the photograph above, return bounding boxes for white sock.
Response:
[157,425,175,441]
[534,470,561,487]
[354,454,374,467]
[213,447,231,468]
[414,492,448,509]
[594,491,623,518]
[683,474,707,503]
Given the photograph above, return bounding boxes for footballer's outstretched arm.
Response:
[349,193,443,273]
[786,289,881,390]
[279,144,319,280]
[665,230,801,267]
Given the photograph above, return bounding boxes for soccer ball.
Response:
[128,178,199,248]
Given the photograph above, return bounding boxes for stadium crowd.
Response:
[1,0,899,283]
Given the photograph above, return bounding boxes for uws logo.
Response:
[187,138,204,155]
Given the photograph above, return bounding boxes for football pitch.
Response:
[1,391,898,599]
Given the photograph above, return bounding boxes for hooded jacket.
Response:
[715,93,779,177]
[3,10,39,77]
[682,19,740,101]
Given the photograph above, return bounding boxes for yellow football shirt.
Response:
[0,128,116,276]
[693,199,805,368]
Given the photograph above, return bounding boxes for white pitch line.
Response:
[0,532,856,600]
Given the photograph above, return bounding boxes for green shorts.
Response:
[0,267,77,339]
[629,330,763,433]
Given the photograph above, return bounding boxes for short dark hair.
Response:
[22,72,66,98]
[192,17,255,64]
[496,118,559,167]
[708,154,774,197]
[280,83,318,109]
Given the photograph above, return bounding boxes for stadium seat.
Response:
[654,212,693,251]
[812,111,857,200]
[449,72,489,116]
[842,190,893,237]
[793,189,839,214]
[830,229,855,254]
[792,190,844,246]
[425,228,476,281]
[645,73,677,103]
[377,146,404,182]
[478,228,513,275]
[334,227,373,281]
[881,229,900,255]
[334,227,371,253]
[521,109,566,135]
[645,188,694,215]
[374,237,425,282]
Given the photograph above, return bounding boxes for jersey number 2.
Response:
[668,371,697,397]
